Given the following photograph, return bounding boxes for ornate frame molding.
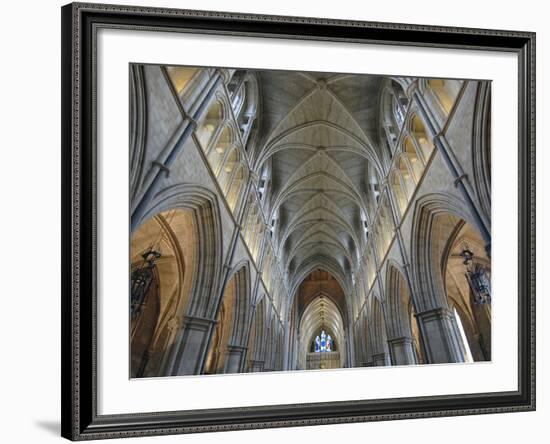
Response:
[61,2,535,440]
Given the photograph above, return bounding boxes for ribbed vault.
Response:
[251,71,384,323]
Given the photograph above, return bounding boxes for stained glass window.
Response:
[314,330,333,353]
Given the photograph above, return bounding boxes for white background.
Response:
[0,0,546,443]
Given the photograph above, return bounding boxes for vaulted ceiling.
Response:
[250,70,386,302]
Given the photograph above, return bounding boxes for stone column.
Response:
[388,337,417,365]
[372,352,391,367]
[168,315,216,376]
[224,344,248,374]
[416,307,465,363]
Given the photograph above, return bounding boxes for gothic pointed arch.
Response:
[204,262,253,373]
[129,64,148,203]
[366,294,391,366]
[384,261,422,365]
[385,261,414,340]
[141,184,224,320]
[410,192,477,313]
[246,294,268,372]
[472,81,492,225]
[129,208,198,377]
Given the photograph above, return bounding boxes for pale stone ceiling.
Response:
[251,70,385,296]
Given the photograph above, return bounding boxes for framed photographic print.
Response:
[61,2,536,440]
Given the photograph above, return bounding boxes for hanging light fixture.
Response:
[459,247,491,305]
[130,247,162,318]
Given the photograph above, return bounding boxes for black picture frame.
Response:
[61,2,536,440]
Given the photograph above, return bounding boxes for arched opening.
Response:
[300,296,345,370]
[404,136,424,181]
[196,101,223,150]
[391,170,407,215]
[246,296,267,372]
[380,79,410,153]
[365,244,377,292]
[226,164,246,212]
[409,307,425,364]
[411,195,490,363]
[386,264,422,365]
[229,71,246,116]
[243,200,264,264]
[166,66,199,95]
[263,317,278,371]
[444,221,491,361]
[217,147,239,194]
[392,80,409,129]
[262,250,274,293]
[237,76,259,144]
[292,269,347,370]
[374,196,394,260]
[134,186,223,376]
[129,208,197,378]
[258,160,272,211]
[204,266,251,374]
[354,316,368,367]
[203,299,230,374]
[366,163,382,215]
[411,115,434,161]
[366,296,391,366]
[398,156,416,198]
[130,251,160,377]
[207,125,233,175]
[428,79,462,115]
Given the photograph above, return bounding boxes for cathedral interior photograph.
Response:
[129,65,492,378]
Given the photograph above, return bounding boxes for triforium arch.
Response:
[129,64,491,376]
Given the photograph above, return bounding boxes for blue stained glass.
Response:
[314,330,333,353]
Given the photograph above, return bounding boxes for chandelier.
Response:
[130,248,161,318]
[459,247,491,305]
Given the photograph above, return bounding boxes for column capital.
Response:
[387,336,414,345]
[226,344,248,353]
[182,315,217,331]
[415,306,454,322]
